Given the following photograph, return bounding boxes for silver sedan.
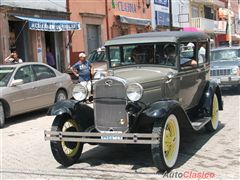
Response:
[0,62,73,128]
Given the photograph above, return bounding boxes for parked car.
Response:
[45,31,223,172]
[210,47,240,90]
[0,62,73,128]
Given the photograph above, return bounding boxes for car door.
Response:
[9,65,37,115]
[32,64,57,107]
[178,42,202,109]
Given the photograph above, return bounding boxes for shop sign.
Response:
[29,22,80,32]
[155,11,169,26]
[117,1,137,13]
[154,0,168,7]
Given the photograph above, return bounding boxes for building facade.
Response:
[187,0,239,47]
[0,0,79,71]
[216,0,240,46]
[150,0,239,47]
[68,0,152,64]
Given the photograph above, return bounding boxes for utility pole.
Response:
[169,0,173,31]
[228,0,232,47]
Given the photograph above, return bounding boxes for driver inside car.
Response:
[164,44,197,67]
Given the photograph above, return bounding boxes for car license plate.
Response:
[101,131,123,140]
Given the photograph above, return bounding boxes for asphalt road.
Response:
[0,89,240,179]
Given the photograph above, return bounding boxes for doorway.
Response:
[87,24,101,54]
[8,21,29,61]
[45,32,56,68]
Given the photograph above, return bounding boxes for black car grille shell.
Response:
[93,78,128,132]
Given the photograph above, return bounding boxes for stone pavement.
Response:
[0,92,239,179]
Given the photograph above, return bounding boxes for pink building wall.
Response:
[69,0,107,54]
[68,0,151,64]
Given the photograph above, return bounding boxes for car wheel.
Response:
[151,112,180,172]
[0,101,5,128]
[55,90,67,102]
[205,93,219,132]
[50,114,84,167]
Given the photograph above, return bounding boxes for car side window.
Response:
[32,65,56,80]
[180,42,197,70]
[14,65,34,84]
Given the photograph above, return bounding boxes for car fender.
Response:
[199,80,223,116]
[47,100,78,116]
[48,100,94,130]
[141,100,192,129]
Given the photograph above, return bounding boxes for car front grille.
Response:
[210,69,231,76]
[93,77,128,132]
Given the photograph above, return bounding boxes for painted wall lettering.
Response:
[117,1,136,13]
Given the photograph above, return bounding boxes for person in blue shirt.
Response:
[70,52,93,82]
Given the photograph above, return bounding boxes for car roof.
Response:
[105,31,210,46]
[0,62,49,68]
[211,46,240,51]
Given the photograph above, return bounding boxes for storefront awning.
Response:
[15,16,80,32]
[118,15,151,26]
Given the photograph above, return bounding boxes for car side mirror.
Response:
[11,79,24,86]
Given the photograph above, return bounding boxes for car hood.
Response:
[112,66,175,84]
[211,60,240,68]
[92,62,107,71]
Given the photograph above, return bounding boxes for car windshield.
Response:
[88,49,106,63]
[108,43,178,68]
[0,67,15,87]
[211,49,240,61]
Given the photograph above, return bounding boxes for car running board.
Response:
[190,117,211,131]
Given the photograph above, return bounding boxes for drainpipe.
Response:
[228,0,232,47]
[66,0,71,65]
[105,0,110,40]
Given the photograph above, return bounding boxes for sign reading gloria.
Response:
[117,1,136,13]
[15,16,81,32]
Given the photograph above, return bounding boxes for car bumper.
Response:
[44,130,160,145]
[211,76,240,87]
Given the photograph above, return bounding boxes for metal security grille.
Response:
[210,69,231,76]
[94,78,128,132]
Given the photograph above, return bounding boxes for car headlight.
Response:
[126,83,143,102]
[231,66,240,75]
[72,84,88,101]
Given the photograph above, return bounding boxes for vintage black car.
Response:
[210,47,240,90]
[45,31,223,172]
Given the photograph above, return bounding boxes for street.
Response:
[0,90,240,180]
